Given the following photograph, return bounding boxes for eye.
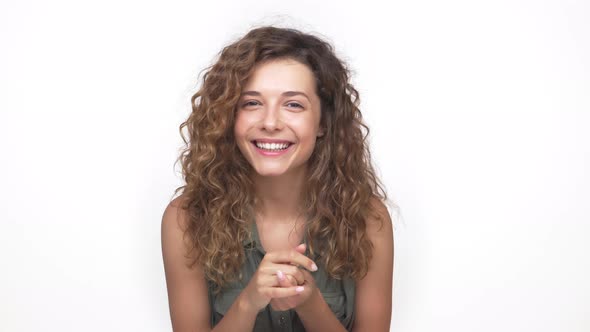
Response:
[286,102,304,109]
[241,100,304,109]
[242,100,260,107]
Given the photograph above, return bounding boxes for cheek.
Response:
[296,126,320,152]
[233,114,249,139]
[233,122,249,157]
[294,118,321,142]
[234,133,250,160]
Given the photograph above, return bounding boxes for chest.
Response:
[256,221,305,252]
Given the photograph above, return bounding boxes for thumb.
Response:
[295,243,306,254]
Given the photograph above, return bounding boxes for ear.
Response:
[317,127,325,138]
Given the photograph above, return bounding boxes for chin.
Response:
[249,163,294,176]
[254,169,288,177]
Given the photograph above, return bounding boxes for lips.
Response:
[252,138,294,144]
[252,140,291,148]
[250,139,294,156]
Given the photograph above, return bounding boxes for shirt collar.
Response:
[242,222,266,255]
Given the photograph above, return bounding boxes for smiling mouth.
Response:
[251,140,293,151]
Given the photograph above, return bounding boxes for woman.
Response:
[162,26,394,332]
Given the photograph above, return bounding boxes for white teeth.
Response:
[255,141,290,150]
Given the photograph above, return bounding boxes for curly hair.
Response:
[172,25,388,293]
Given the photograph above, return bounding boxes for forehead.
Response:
[242,59,316,95]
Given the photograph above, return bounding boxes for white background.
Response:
[1,0,588,331]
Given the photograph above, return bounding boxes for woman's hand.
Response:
[242,244,318,312]
[270,243,318,311]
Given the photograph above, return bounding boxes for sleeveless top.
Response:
[207,221,356,331]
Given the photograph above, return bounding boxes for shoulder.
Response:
[353,197,393,331]
[365,196,393,241]
[164,194,190,219]
[161,195,194,256]
[161,194,212,331]
[162,195,190,234]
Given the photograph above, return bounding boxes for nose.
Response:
[260,105,283,132]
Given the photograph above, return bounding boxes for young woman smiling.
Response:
[161,26,394,332]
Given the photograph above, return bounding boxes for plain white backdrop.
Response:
[1,0,588,331]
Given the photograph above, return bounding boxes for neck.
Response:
[252,168,307,224]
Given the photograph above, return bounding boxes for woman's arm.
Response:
[162,197,312,332]
[295,198,394,332]
[352,198,394,331]
[161,197,258,332]
[294,286,348,332]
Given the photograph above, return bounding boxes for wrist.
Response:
[294,287,321,316]
[237,292,262,318]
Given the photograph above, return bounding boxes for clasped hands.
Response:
[244,243,319,312]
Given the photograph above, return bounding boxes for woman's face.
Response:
[234,58,323,178]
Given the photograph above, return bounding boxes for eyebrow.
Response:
[240,90,310,101]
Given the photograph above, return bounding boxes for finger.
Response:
[300,268,313,279]
[294,243,306,254]
[268,263,306,285]
[256,273,282,288]
[267,250,318,272]
[276,270,293,288]
[285,274,297,286]
[282,273,305,288]
[267,285,305,299]
[291,244,307,284]
[299,269,316,285]
[287,268,305,285]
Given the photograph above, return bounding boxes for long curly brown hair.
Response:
[172,25,388,293]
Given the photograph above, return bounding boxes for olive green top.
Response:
[208,222,356,331]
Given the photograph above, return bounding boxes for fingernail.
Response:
[277,270,284,280]
[311,263,318,272]
[296,286,304,292]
